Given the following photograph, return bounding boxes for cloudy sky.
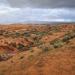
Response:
[0,0,75,23]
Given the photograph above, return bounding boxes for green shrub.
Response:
[15,32,20,37]
[17,43,25,51]
[35,31,47,36]
[50,39,63,48]
[62,32,75,42]
[17,43,30,51]
[62,35,70,42]
[33,40,43,47]
[23,32,30,37]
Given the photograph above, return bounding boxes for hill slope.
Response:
[0,24,75,75]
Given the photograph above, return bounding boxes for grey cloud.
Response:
[0,7,75,23]
[0,0,75,23]
[8,0,75,8]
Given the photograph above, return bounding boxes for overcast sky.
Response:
[0,0,75,23]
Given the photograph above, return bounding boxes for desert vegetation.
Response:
[0,24,75,75]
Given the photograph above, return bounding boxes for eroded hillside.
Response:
[0,24,75,75]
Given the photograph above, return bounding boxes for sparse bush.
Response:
[38,43,53,53]
[51,26,60,32]
[50,39,63,48]
[50,31,75,48]
[17,43,25,51]
[17,43,30,51]
[35,31,47,36]
[62,32,75,42]
[15,32,20,37]
[31,34,39,41]
[62,35,70,42]
[3,31,9,37]
[33,40,43,47]
[23,31,30,37]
